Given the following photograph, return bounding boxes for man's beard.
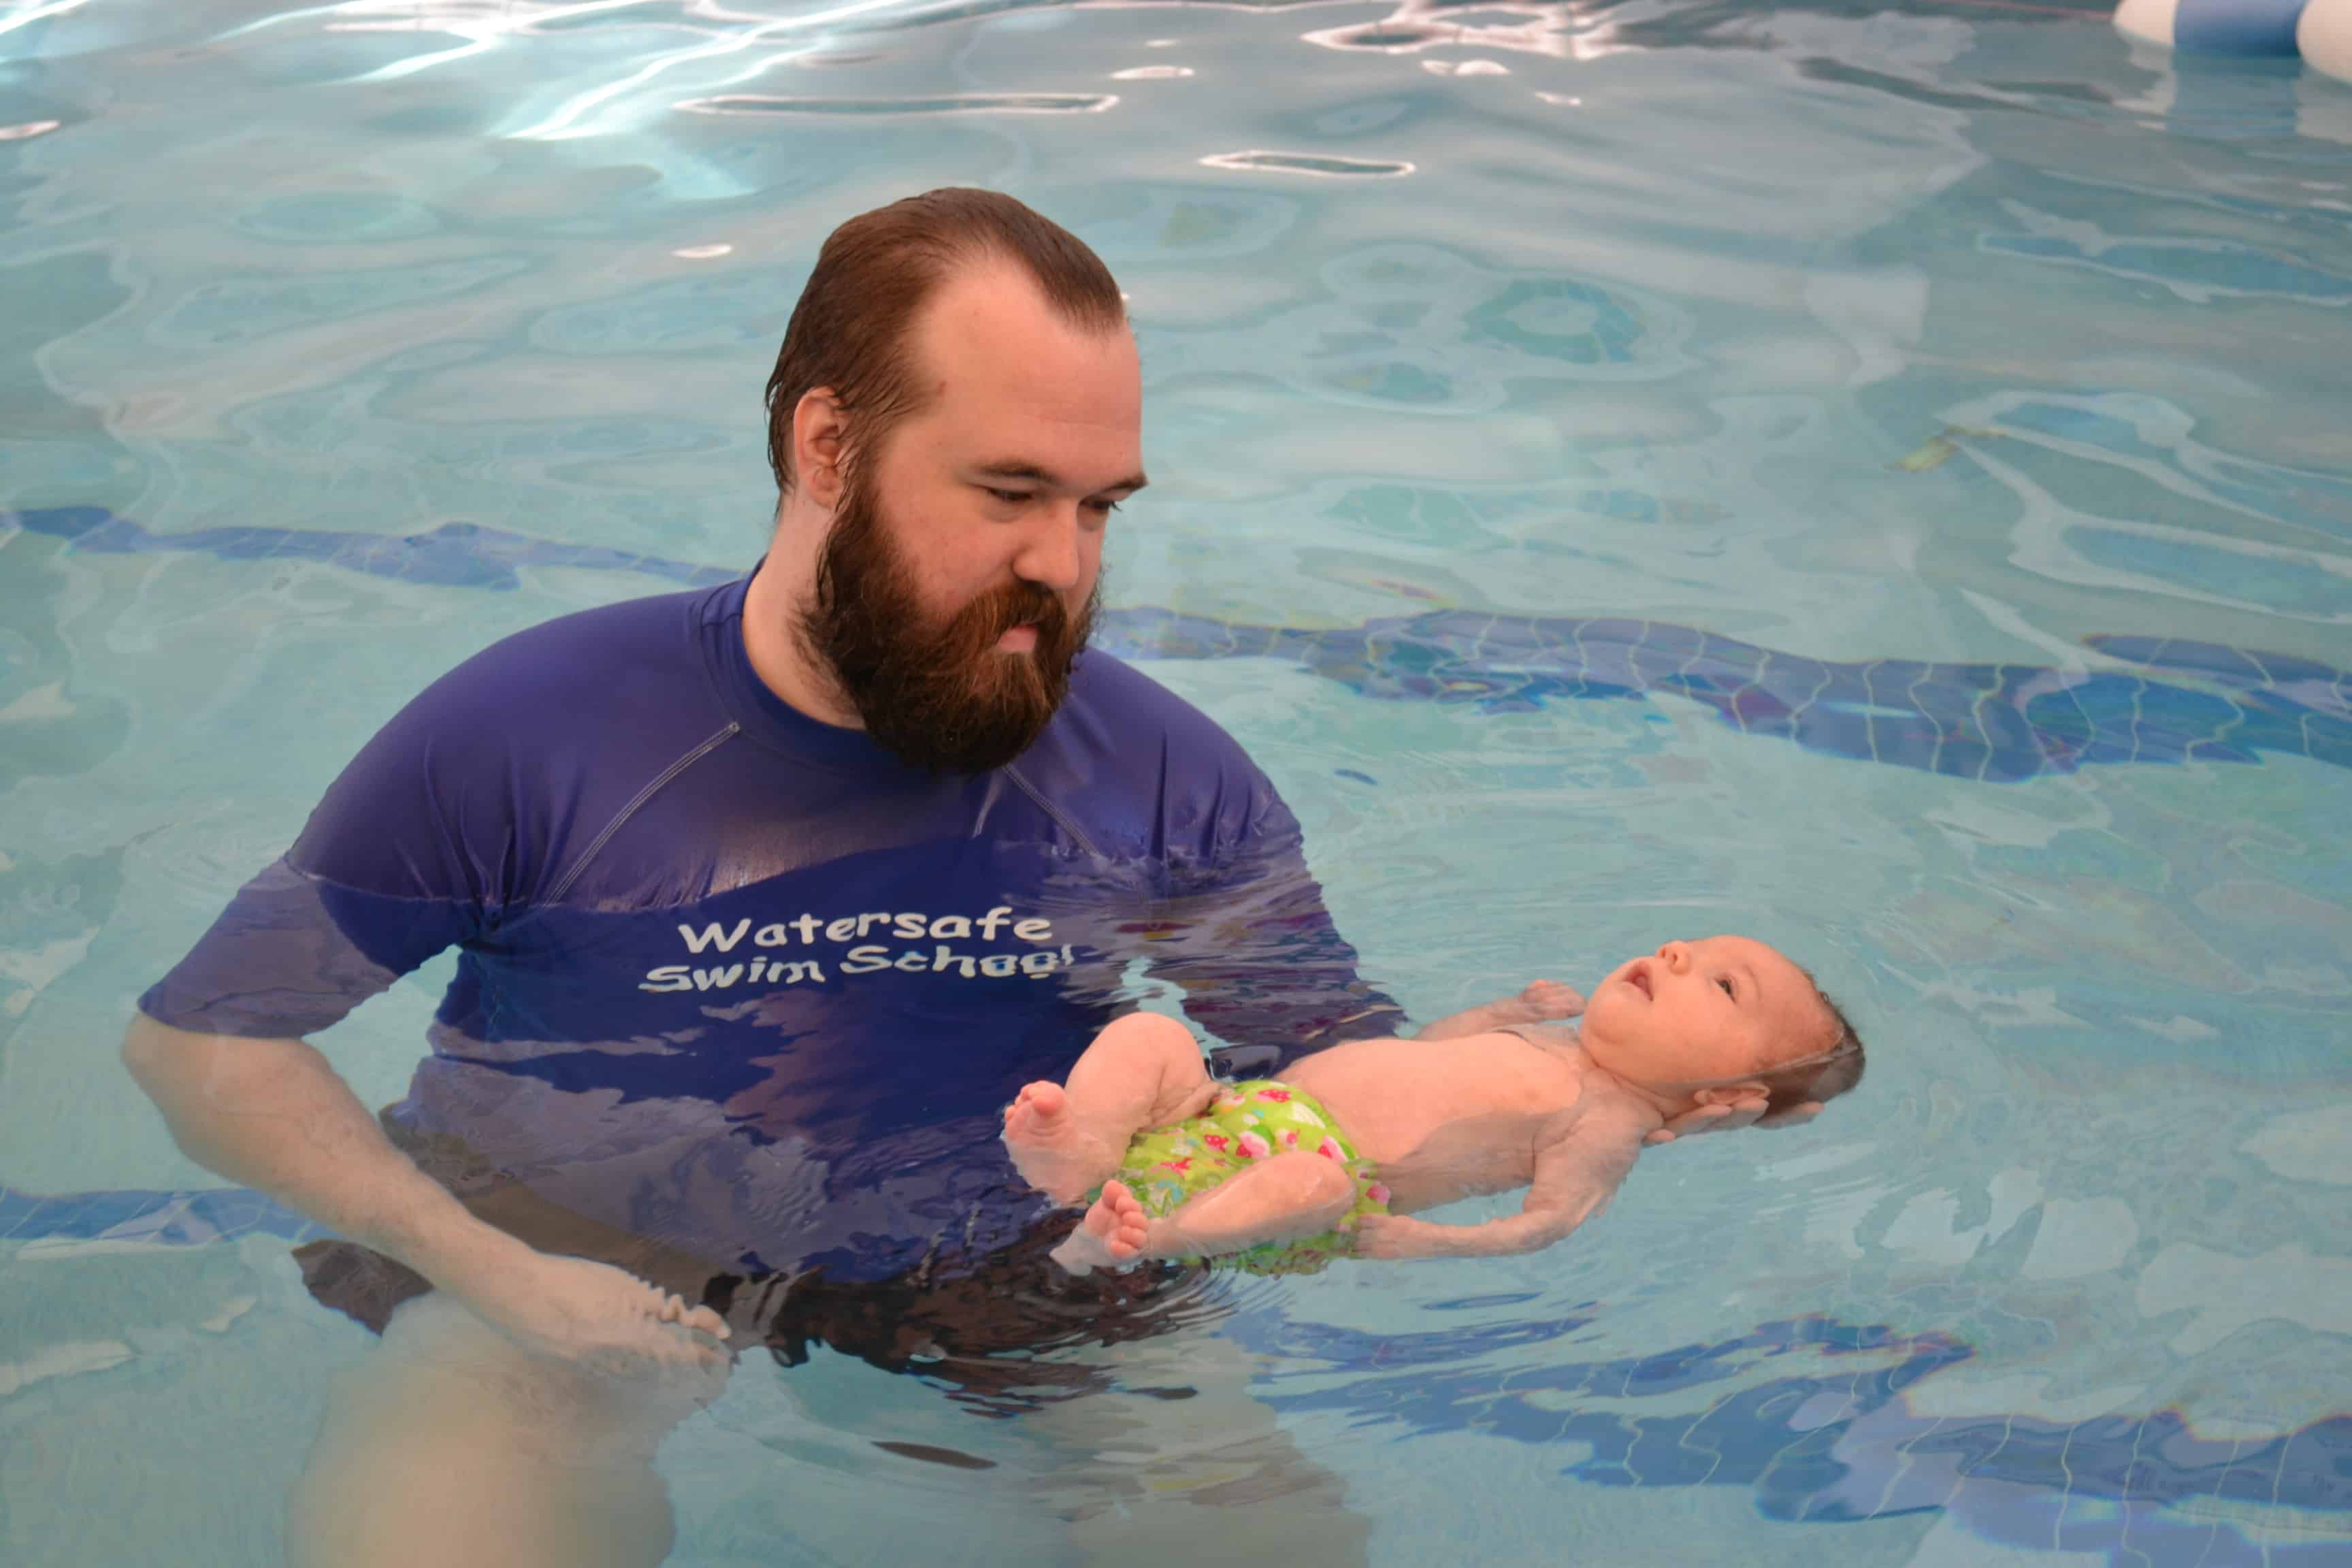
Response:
[798,468,1096,774]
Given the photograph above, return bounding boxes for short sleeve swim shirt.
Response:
[140,576,1392,1281]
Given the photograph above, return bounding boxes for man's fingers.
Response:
[1648,1104,1735,1145]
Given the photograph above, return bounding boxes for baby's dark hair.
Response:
[1756,977,1865,1124]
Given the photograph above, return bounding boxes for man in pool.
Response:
[120,189,1788,1567]
[1004,938,1862,1274]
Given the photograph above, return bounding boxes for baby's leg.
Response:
[1055,1154,1356,1273]
[1004,1013,1218,1204]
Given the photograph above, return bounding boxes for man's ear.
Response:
[1693,1083,1767,1108]
[791,388,848,509]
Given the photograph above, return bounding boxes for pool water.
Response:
[3,0,2351,1563]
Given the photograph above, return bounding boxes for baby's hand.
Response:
[1514,979,1586,1020]
[1352,1213,1443,1260]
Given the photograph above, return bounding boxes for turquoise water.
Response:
[4,0,2351,1563]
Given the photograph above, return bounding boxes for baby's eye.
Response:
[1716,977,1735,999]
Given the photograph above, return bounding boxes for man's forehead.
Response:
[905,260,1141,478]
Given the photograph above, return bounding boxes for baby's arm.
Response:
[1354,1102,1652,1260]
[1417,979,1585,1043]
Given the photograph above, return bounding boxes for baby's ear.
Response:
[1693,1083,1767,1109]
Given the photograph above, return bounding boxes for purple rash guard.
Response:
[141,576,1399,1284]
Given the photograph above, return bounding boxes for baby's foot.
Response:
[1050,1181,1151,1275]
[1002,1082,1118,1205]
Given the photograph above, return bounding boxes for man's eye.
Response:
[984,487,1029,504]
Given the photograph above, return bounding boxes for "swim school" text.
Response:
[637,906,1081,992]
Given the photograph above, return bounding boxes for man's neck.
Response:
[742,510,862,731]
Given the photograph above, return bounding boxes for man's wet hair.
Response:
[1757,978,1865,1124]
[764,187,1126,493]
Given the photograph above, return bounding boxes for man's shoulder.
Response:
[363,582,740,774]
[427,583,723,715]
[297,583,738,880]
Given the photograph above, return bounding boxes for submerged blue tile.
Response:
[15,506,2348,783]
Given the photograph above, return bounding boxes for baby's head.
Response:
[1579,936,1863,1121]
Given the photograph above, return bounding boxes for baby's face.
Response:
[1579,935,1835,1095]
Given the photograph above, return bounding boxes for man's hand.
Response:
[1644,1098,1823,1145]
[446,1248,732,1378]
[122,1018,730,1381]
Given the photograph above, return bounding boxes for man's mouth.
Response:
[996,624,1039,653]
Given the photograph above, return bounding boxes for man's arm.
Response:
[1353,1107,1650,1260]
[122,1015,727,1369]
[125,634,736,1371]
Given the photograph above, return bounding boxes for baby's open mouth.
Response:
[1626,963,1653,1000]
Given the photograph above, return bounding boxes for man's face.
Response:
[800,263,1145,773]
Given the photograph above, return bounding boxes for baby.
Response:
[1002,936,1864,1273]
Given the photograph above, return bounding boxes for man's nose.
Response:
[1656,941,1691,974]
[1012,504,1084,594]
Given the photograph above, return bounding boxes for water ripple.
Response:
[676,90,1116,115]
[1198,148,1415,177]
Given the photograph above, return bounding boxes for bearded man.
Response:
[122,189,1405,1566]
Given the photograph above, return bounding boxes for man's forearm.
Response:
[120,1015,521,1286]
